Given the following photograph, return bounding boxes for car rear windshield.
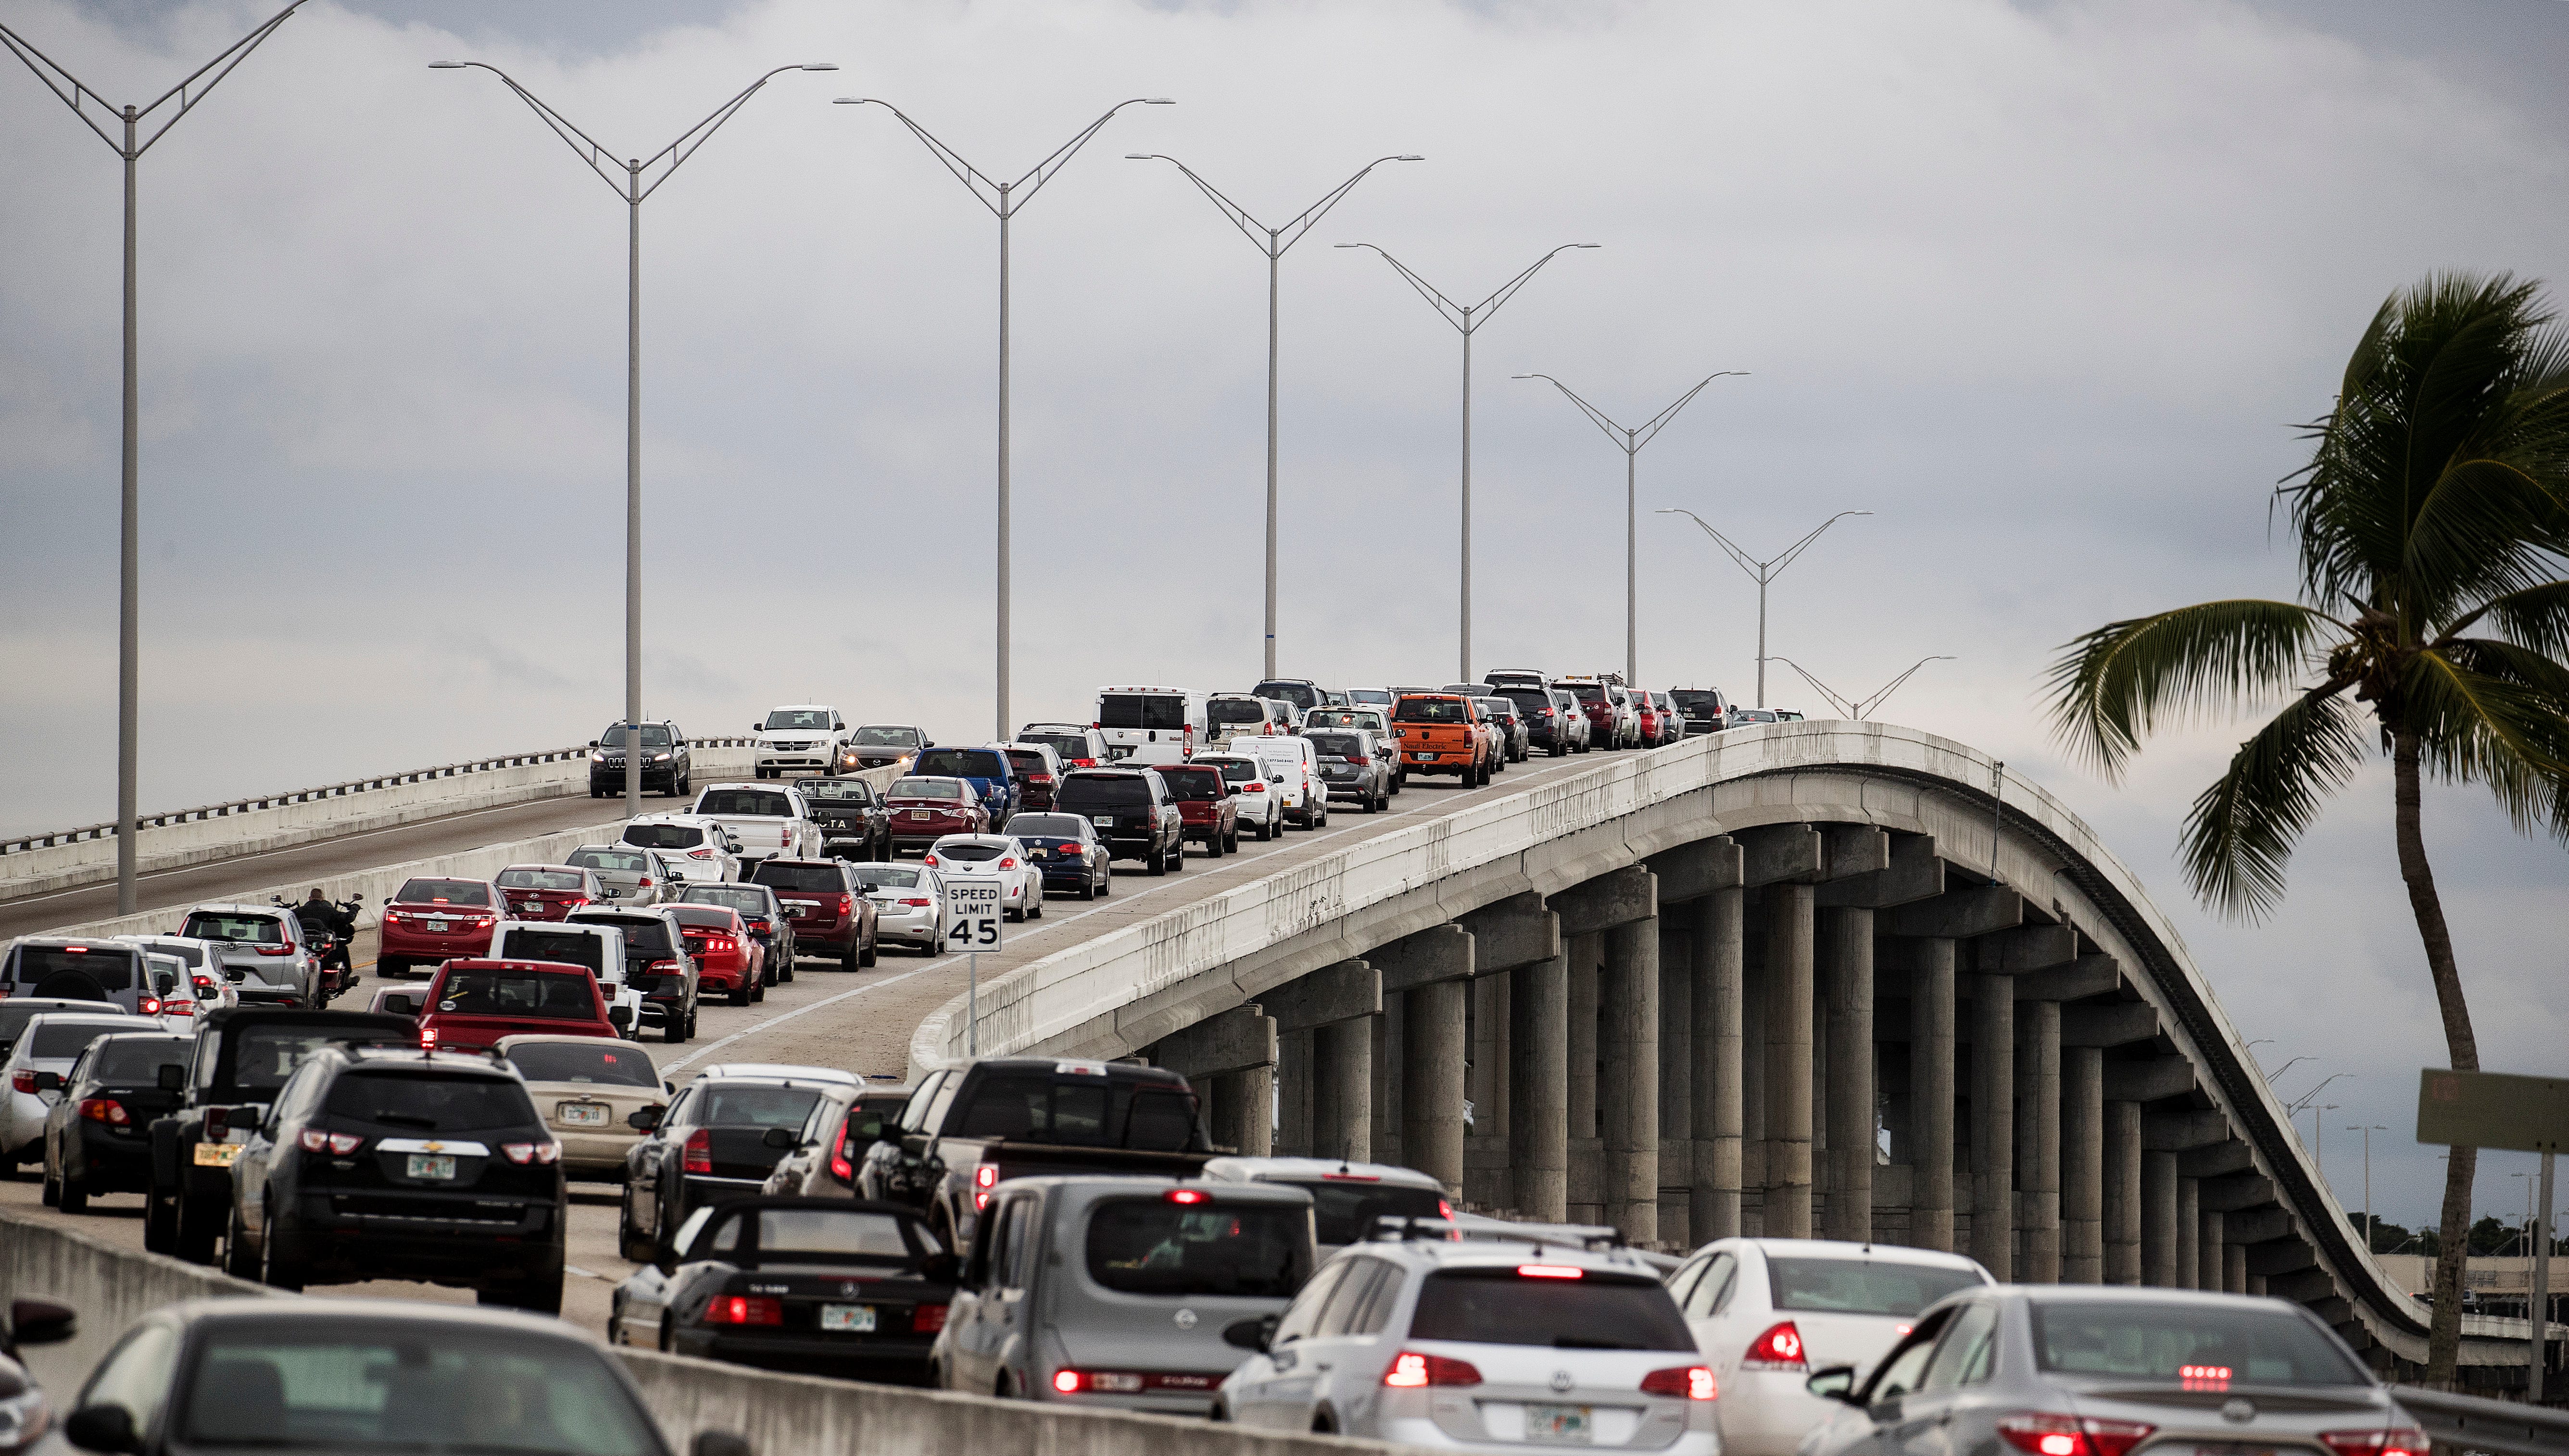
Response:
[697,790,793,817]
[1252,681,1321,710]
[889,778,964,802]
[178,913,286,945]
[1476,700,1517,720]
[0,1002,116,1043]
[850,867,922,891]
[764,710,831,731]
[1199,759,1259,783]
[504,1042,658,1088]
[324,1071,538,1131]
[497,869,586,891]
[705,1206,916,1261]
[1766,1257,1986,1317]
[1499,690,1552,714]
[914,749,1006,779]
[797,780,873,802]
[680,887,770,913]
[601,724,673,748]
[494,930,606,975]
[1099,694,1189,730]
[433,966,597,1021]
[1349,690,1393,705]
[955,1074,1109,1142]
[1395,697,1469,723]
[1208,699,1270,726]
[90,1035,193,1083]
[697,1084,824,1129]
[568,849,649,873]
[1057,775,1151,811]
[395,879,491,907]
[934,841,1005,861]
[1409,1268,1696,1350]
[1003,750,1049,776]
[229,1027,366,1092]
[28,1020,132,1060]
[2029,1301,2368,1385]
[668,906,737,930]
[9,945,139,990]
[1007,815,1085,839]
[1306,733,1365,760]
[1280,1180,1446,1246]
[1157,768,1225,800]
[1672,691,1722,712]
[1086,1198,1308,1297]
[1563,683,1606,703]
[1022,735,1088,759]
[571,916,673,958]
[752,863,846,893]
[621,825,704,850]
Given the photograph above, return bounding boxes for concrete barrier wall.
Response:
[0,1207,280,1395]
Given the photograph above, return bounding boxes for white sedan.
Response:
[922,835,1042,921]
[1665,1237,1990,1456]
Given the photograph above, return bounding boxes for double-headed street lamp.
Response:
[841,96,1173,741]
[1513,371,1744,687]
[1762,654,1952,722]
[432,60,836,817]
[1127,152,1422,680]
[1656,507,1870,708]
[1337,242,1599,682]
[1,1,310,914]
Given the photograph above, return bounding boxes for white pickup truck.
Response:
[688,783,823,868]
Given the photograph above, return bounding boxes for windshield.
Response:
[567,915,671,958]
[504,1042,658,1088]
[696,1084,823,1128]
[1006,815,1087,839]
[89,1035,193,1083]
[797,780,872,802]
[679,887,769,914]
[493,930,605,976]
[954,1074,1108,1142]
[696,790,793,817]
[1156,769,1226,801]
[394,879,491,908]
[1086,1198,1308,1297]
[620,825,704,851]
[1395,696,1469,723]
[752,864,846,893]
[1766,1257,1985,1317]
[567,849,649,874]
[1280,1180,1445,1246]
[178,913,286,945]
[1099,693,1189,730]
[1306,733,1365,760]
[1732,709,1778,724]
[1057,775,1151,810]
[914,749,1006,779]
[1410,1268,1696,1350]
[496,869,586,891]
[1672,690,1722,712]
[1198,758,1259,783]
[852,726,919,747]
[1348,690,1392,706]
[932,841,1006,862]
[2029,1302,2368,1384]
[9,945,140,989]
[1021,734,1089,760]
[763,710,831,731]
[600,724,673,749]
[325,1072,538,1131]
[1563,683,1605,703]
[0,1002,115,1043]
[849,867,922,891]
[1499,690,1552,715]
[668,907,740,931]
[432,966,597,1021]
[228,1028,363,1093]
[888,778,965,802]
[1002,751,1049,778]
[1208,699,1270,727]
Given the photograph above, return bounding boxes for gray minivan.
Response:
[934,1175,1314,1415]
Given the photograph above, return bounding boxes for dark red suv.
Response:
[747,859,880,971]
[1002,744,1062,813]
[1153,763,1240,858]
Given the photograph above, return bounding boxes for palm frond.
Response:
[2441,579,2569,657]
[2045,600,2340,778]
[2180,687,2370,919]
[2403,647,2569,840]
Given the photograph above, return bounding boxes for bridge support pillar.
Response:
[1278,1029,1311,1155]
[1909,938,1957,1252]
[1763,885,1816,1238]
[1217,1065,1274,1155]
[1604,913,1661,1244]
[1313,1018,1372,1164]
[2199,1208,2225,1293]
[1372,994,1403,1167]
[1510,947,1570,1220]
[1970,971,2014,1281]
[2062,1046,2104,1280]
[1659,919,1691,1241]
[1404,978,1468,1194]
[1822,906,1875,1243]
[1569,933,1602,1223]
[2107,1100,2142,1283]
[1696,887,1745,1243]
[2142,1150,2180,1285]
[2222,1239,2246,1293]
[2019,1000,2061,1282]
[2177,1177,2201,1290]
[1469,971,1512,1208]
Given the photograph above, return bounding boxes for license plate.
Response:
[519,902,542,913]
[820,1304,877,1332]
[193,1142,241,1167]
[427,917,450,931]
[1092,816,1112,827]
[557,1102,607,1126]
[406,1153,456,1180]
[1524,1404,1592,1444]
[911,810,932,820]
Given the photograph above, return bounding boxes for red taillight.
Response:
[1246,781,1265,792]
[1517,1264,1583,1279]
[1742,1321,1806,1369]
[2323,1431,2430,1456]
[140,998,162,1015]
[648,960,680,973]
[836,894,853,915]
[683,1127,712,1174]
[911,1303,949,1333]
[1167,1188,1209,1205]
[701,1295,783,1327]
[1640,1366,1717,1401]
[1031,774,1053,783]
[1053,1369,1084,1394]
[255,943,295,956]
[976,1164,998,1189]
[830,1149,856,1182]
[1383,1351,1482,1388]
[472,916,493,928]
[998,858,1016,869]
[295,1129,362,1154]
[924,854,940,866]
[79,1097,130,1126]
[1999,1415,2156,1456]
[899,897,932,907]
[502,1141,563,1165]
[191,974,216,991]
[690,848,714,859]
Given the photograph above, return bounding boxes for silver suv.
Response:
[172,904,318,1007]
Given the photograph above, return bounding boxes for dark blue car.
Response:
[910,745,1019,824]
[1001,813,1113,899]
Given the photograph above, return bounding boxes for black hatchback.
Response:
[41,1030,193,1213]
[656,1196,958,1384]
[225,1045,567,1312]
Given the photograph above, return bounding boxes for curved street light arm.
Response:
[2285,1071,2352,1115]
[635,64,832,202]
[1009,97,1167,210]
[1761,656,1857,719]
[1631,370,1748,452]
[1515,372,1635,453]
[837,98,1002,212]
[1855,655,1955,717]
[1271,155,1418,256]
[2265,1054,2315,1085]
[1766,508,1872,578]
[1474,242,1599,322]
[1519,369,1750,456]
[1655,506,1765,579]
[848,96,1168,217]
[1335,242,1469,330]
[1,0,307,157]
[435,62,630,198]
[1129,153,1272,251]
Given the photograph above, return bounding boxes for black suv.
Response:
[1249,679,1325,718]
[1053,767,1186,875]
[1486,682,1572,755]
[589,719,693,798]
[795,775,892,861]
[225,1043,568,1311]
[565,907,701,1042]
[1671,687,1731,735]
[619,1064,860,1262]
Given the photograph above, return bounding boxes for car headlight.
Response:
[653,753,671,762]
[590,750,605,762]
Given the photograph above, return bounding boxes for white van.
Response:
[1094,685,1207,766]
[1243,735,1327,829]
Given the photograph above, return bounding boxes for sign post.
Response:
[2416,1068,2569,1399]
[944,875,1004,1056]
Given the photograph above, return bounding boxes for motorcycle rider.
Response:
[296,887,356,994]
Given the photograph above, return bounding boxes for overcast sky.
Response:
[3,0,2564,1230]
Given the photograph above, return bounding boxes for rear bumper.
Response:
[683,1331,935,1383]
[285,1195,560,1280]
[785,917,858,953]
[67,1123,156,1189]
[378,924,494,960]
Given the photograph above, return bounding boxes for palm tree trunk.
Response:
[2397,731,2480,1385]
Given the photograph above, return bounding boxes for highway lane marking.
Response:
[658,962,939,1076]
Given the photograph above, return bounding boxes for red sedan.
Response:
[377,877,502,979]
[884,776,989,855]
[416,957,620,1052]
[667,904,765,1006]
[494,865,603,922]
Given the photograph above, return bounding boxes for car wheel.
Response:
[261,1226,305,1292]
[1147,843,1168,876]
[1077,877,1096,901]
[859,931,878,968]
[1098,870,1112,898]
[225,1206,260,1280]
[659,1311,677,1354]
[730,980,751,1007]
[1366,791,1381,814]
[58,1166,87,1215]
[618,1196,654,1265]
[1027,896,1042,920]
[144,1187,179,1253]
[841,940,862,972]
[176,1191,220,1264]
[752,975,766,1003]
[39,1159,59,1208]
[664,1012,687,1044]
[1226,826,1240,852]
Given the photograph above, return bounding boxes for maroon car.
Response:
[376,877,502,979]
[747,858,880,971]
[1002,744,1063,813]
[1155,762,1240,858]
[493,865,602,923]
[883,776,989,855]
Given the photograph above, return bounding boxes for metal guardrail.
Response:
[0,737,768,858]
[2397,1385,2569,1456]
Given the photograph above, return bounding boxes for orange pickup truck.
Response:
[1390,693,1495,787]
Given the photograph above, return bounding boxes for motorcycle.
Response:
[274,894,364,1002]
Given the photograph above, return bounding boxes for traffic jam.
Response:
[0,675,2427,1456]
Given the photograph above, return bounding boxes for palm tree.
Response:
[2047,272,2569,1383]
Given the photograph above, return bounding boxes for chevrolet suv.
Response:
[1054,768,1187,875]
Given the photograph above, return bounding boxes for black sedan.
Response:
[675,882,797,985]
[999,813,1113,899]
[619,1066,855,1263]
[656,1196,957,1385]
[41,1030,192,1214]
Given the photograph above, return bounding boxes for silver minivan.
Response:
[934,1175,1315,1415]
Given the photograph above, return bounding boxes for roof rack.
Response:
[1369,1214,1463,1243]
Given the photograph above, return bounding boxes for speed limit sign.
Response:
[944,876,1004,953]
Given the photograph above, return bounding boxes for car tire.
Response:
[751,975,766,1003]
[176,1192,220,1264]
[1147,844,1168,876]
[841,940,862,972]
[1098,871,1112,898]
[58,1167,87,1215]
[859,932,878,968]
[1077,879,1096,902]
[261,1226,305,1293]
[729,981,751,1007]
[659,1312,677,1354]
[378,957,405,979]
[1027,897,1042,921]
[618,1198,654,1265]
[1255,815,1274,842]
[145,1187,178,1253]
[39,1159,59,1207]
[1226,826,1240,853]
[225,1206,260,1280]
[664,1013,687,1044]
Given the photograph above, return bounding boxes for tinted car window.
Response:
[849,866,922,891]
[1306,733,1365,759]
[1563,683,1606,703]
[493,930,606,976]
[621,825,704,850]
[697,790,793,817]
[178,913,287,944]
[1394,697,1469,723]
[91,1036,193,1082]
[1766,1258,1985,1317]
[1408,1268,1696,1350]
[1057,775,1152,811]
[229,1028,362,1092]
[954,1074,1108,1142]
[852,726,919,746]
[0,1002,112,1043]
[28,1021,132,1059]
[1499,690,1552,715]
[324,1072,538,1130]
[1672,690,1723,712]
[1086,1198,1307,1297]
[1155,768,1226,801]
[1099,694,1188,730]
[435,967,597,1021]
[497,869,586,891]
[752,863,848,893]
[888,778,965,801]
[505,1042,657,1087]
[743,1207,915,1259]
[696,1084,824,1128]
[1021,734,1089,760]
[2029,1302,2368,1384]
[764,710,831,731]
[1199,759,1259,784]
[602,724,674,749]
[1278,1180,1444,1246]
[1251,682,1321,711]
[798,780,873,803]
[9,946,138,990]
[679,887,771,913]
[667,906,738,929]
[913,749,1006,778]
[567,849,649,874]
[1208,699,1270,727]
[395,879,491,907]
[1005,815,1088,838]
[572,916,672,958]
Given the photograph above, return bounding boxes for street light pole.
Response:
[1338,243,1599,682]
[2,2,310,915]
[843,97,1175,741]
[434,60,835,818]
[1127,153,1422,680]
[1655,508,1871,708]
[1513,372,1744,687]
[2349,1123,2388,1252]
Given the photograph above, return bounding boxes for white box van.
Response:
[1243,735,1327,828]
[1094,685,1206,766]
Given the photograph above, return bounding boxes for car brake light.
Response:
[1384,1351,1482,1388]
[1640,1366,1718,1401]
[2322,1432,2429,1456]
[1166,1188,1208,1204]
[502,1141,563,1164]
[1054,1369,1085,1394]
[192,974,216,990]
[702,1295,783,1327]
[255,943,296,956]
[912,1303,949,1333]
[9,1071,36,1095]
[924,854,939,866]
[648,960,680,973]
[976,1164,998,1188]
[998,857,1017,869]
[1999,1416,2156,1456]
[79,1097,131,1126]
[900,897,931,907]
[836,893,854,914]
[1742,1321,1806,1369]
[1517,1264,1583,1279]
[637,878,653,888]
[684,1127,713,1174]
[296,1129,363,1154]
[830,1147,856,1182]
[1246,781,1264,792]
[140,997,162,1015]
[690,848,713,858]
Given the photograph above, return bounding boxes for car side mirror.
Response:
[628,1105,665,1131]
[157,1064,186,1092]
[9,1297,77,1349]
[1805,1366,1860,1403]
[32,1071,62,1093]
[588,740,601,749]
[693,1433,753,1456]
[608,1005,632,1029]
[921,1251,961,1283]
[385,993,420,1017]
[761,1126,799,1150]
[923,741,935,748]
[65,1405,139,1455]
[1222,1313,1278,1352]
